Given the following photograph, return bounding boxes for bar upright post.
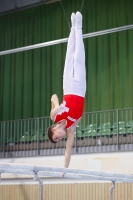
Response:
[34,171,43,200]
[110,181,115,200]
[38,178,43,200]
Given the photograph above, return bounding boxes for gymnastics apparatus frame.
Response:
[0,162,133,200]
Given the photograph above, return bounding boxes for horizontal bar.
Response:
[0,169,34,175]
[0,24,133,56]
[0,163,133,182]
[38,171,133,183]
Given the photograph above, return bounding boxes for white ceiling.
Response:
[0,0,58,15]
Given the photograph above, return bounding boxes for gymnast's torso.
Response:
[54,94,84,129]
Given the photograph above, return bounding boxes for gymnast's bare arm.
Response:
[50,94,59,121]
[64,119,81,169]
[64,130,74,168]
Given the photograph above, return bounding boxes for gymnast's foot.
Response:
[76,11,82,29]
[71,13,76,29]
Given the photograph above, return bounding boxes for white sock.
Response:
[75,11,82,29]
[71,13,76,30]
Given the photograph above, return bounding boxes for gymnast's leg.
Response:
[73,11,86,97]
[63,13,76,95]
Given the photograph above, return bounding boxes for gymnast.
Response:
[47,11,86,169]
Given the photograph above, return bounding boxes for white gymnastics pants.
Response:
[63,27,86,97]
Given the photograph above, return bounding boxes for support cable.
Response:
[60,0,85,29]
[80,0,85,12]
[60,0,71,29]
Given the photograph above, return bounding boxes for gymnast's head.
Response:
[47,120,67,143]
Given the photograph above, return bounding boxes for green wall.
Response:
[0,0,133,121]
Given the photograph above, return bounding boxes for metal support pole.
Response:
[0,24,133,56]
[110,181,115,200]
[34,171,43,200]
[34,171,38,181]
[116,109,119,151]
[76,127,78,153]
[38,178,43,200]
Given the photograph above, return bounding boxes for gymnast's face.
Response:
[52,121,66,142]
